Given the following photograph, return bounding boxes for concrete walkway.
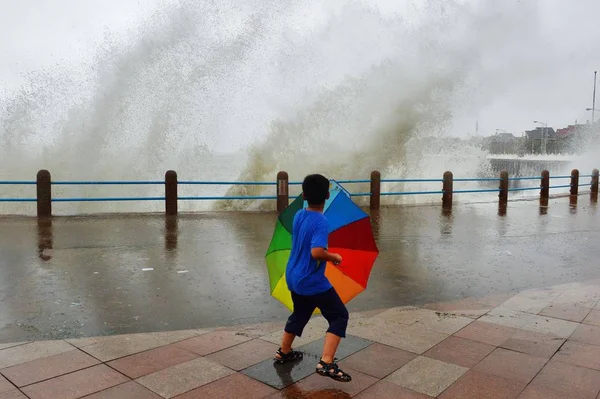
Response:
[2,280,600,398]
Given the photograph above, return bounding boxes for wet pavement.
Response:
[2,280,600,398]
[0,196,600,342]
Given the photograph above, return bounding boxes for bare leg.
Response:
[320,332,341,363]
[275,331,296,360]
[281,331,296,353]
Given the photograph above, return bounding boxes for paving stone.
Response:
[479,307,534,329]
[0,391,28,399]
[500,329,564,358]
[107,344,199,379]
[0,343,28,352]
[539,303,592,323]
[553,340,600,371]
[453,321,519,347]
[0,376,13,394]
[518,386,578,399]
[582,309,600,327]
[377,323,448,354]
[529,359,600,399]
[136,357,235,398]
[570,324,600,346]
[424,336,495,368]
[373,307,437,325]
[241,335,372,390]
[82,330,200,362]
[280,366,377,397]
[413,312,474,335]
[0,349,100,387]
[206,339,279,371]
[500,295,553,314]
[473,348,547,384]
[384,356,467,397]
[174,373,276,399]
[339,343,417,379]
[520,314,579,338]
[438,370,526,399]
[354,380,433,398]
[83,381,163,399]
[0,341,74,369]
[260,318,328,347]
[21,364,129,399]
[173,330,252,356]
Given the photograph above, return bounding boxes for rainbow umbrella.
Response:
[265,180,379,311]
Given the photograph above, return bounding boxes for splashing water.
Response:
[0,0,553,214]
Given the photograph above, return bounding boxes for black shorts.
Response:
[284,287,349,338]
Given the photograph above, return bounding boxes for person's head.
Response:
[302,174,330,206]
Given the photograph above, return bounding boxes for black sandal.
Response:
[316,359,352,382]
[274,348,303,364]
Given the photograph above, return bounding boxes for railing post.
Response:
[277,171,289,213]
[370,170,381,210]
[591,168,599,203]
[442,171,453,209]
[540,170,550,206]
[165,170,178,215]
[36,170,52,217]
[498,170,509,206]
[570,169,579,197]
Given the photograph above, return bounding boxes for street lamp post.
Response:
[533,121,548,155]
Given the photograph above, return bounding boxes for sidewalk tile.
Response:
[81,330,200,362]
[518,386,578,399]
[206,339,278,371]
[0,341,73,369]
[107,344,199,378]
[454,321,519,346]
[438,370,526,399]
[0,376,13,393]
[473,348,547,383]
[241,335,370,390]
[378,324,448,354]
[570,324,600,346]
[173,331,252,356]
[1,349,100,387]
[553,340,600,371]
[339,343,416,379]
[582,310,600,327]
[530,359,600,399]
[500,329,564,358]
[500,295,552,314]
[373,307,436,325]
[521,315,579,338]
[174,373,276,399]
[0,343,28,351]
[83,381,162,399]
[136,357,234,398]
[281,367,377,397]
[355,380,432,398]
[0,391,28,399]
[385,356,467,397]
[479,308,534,329]
[21,364,129,399]
[539,303,591,323]
[414,313,474,335]
[424,336,495,368]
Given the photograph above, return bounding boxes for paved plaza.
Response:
[2,279,600,398]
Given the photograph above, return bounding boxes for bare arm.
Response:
[311,247,342,264]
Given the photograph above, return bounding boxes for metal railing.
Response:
[0,168,598,216]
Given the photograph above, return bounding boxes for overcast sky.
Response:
[1,0,599,152]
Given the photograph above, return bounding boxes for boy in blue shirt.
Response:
[273,174,351,382]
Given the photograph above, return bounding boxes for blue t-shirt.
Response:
[286,209,333,296]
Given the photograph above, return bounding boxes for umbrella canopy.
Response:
[265,180,379,311]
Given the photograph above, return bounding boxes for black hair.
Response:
[302,174,330,206]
